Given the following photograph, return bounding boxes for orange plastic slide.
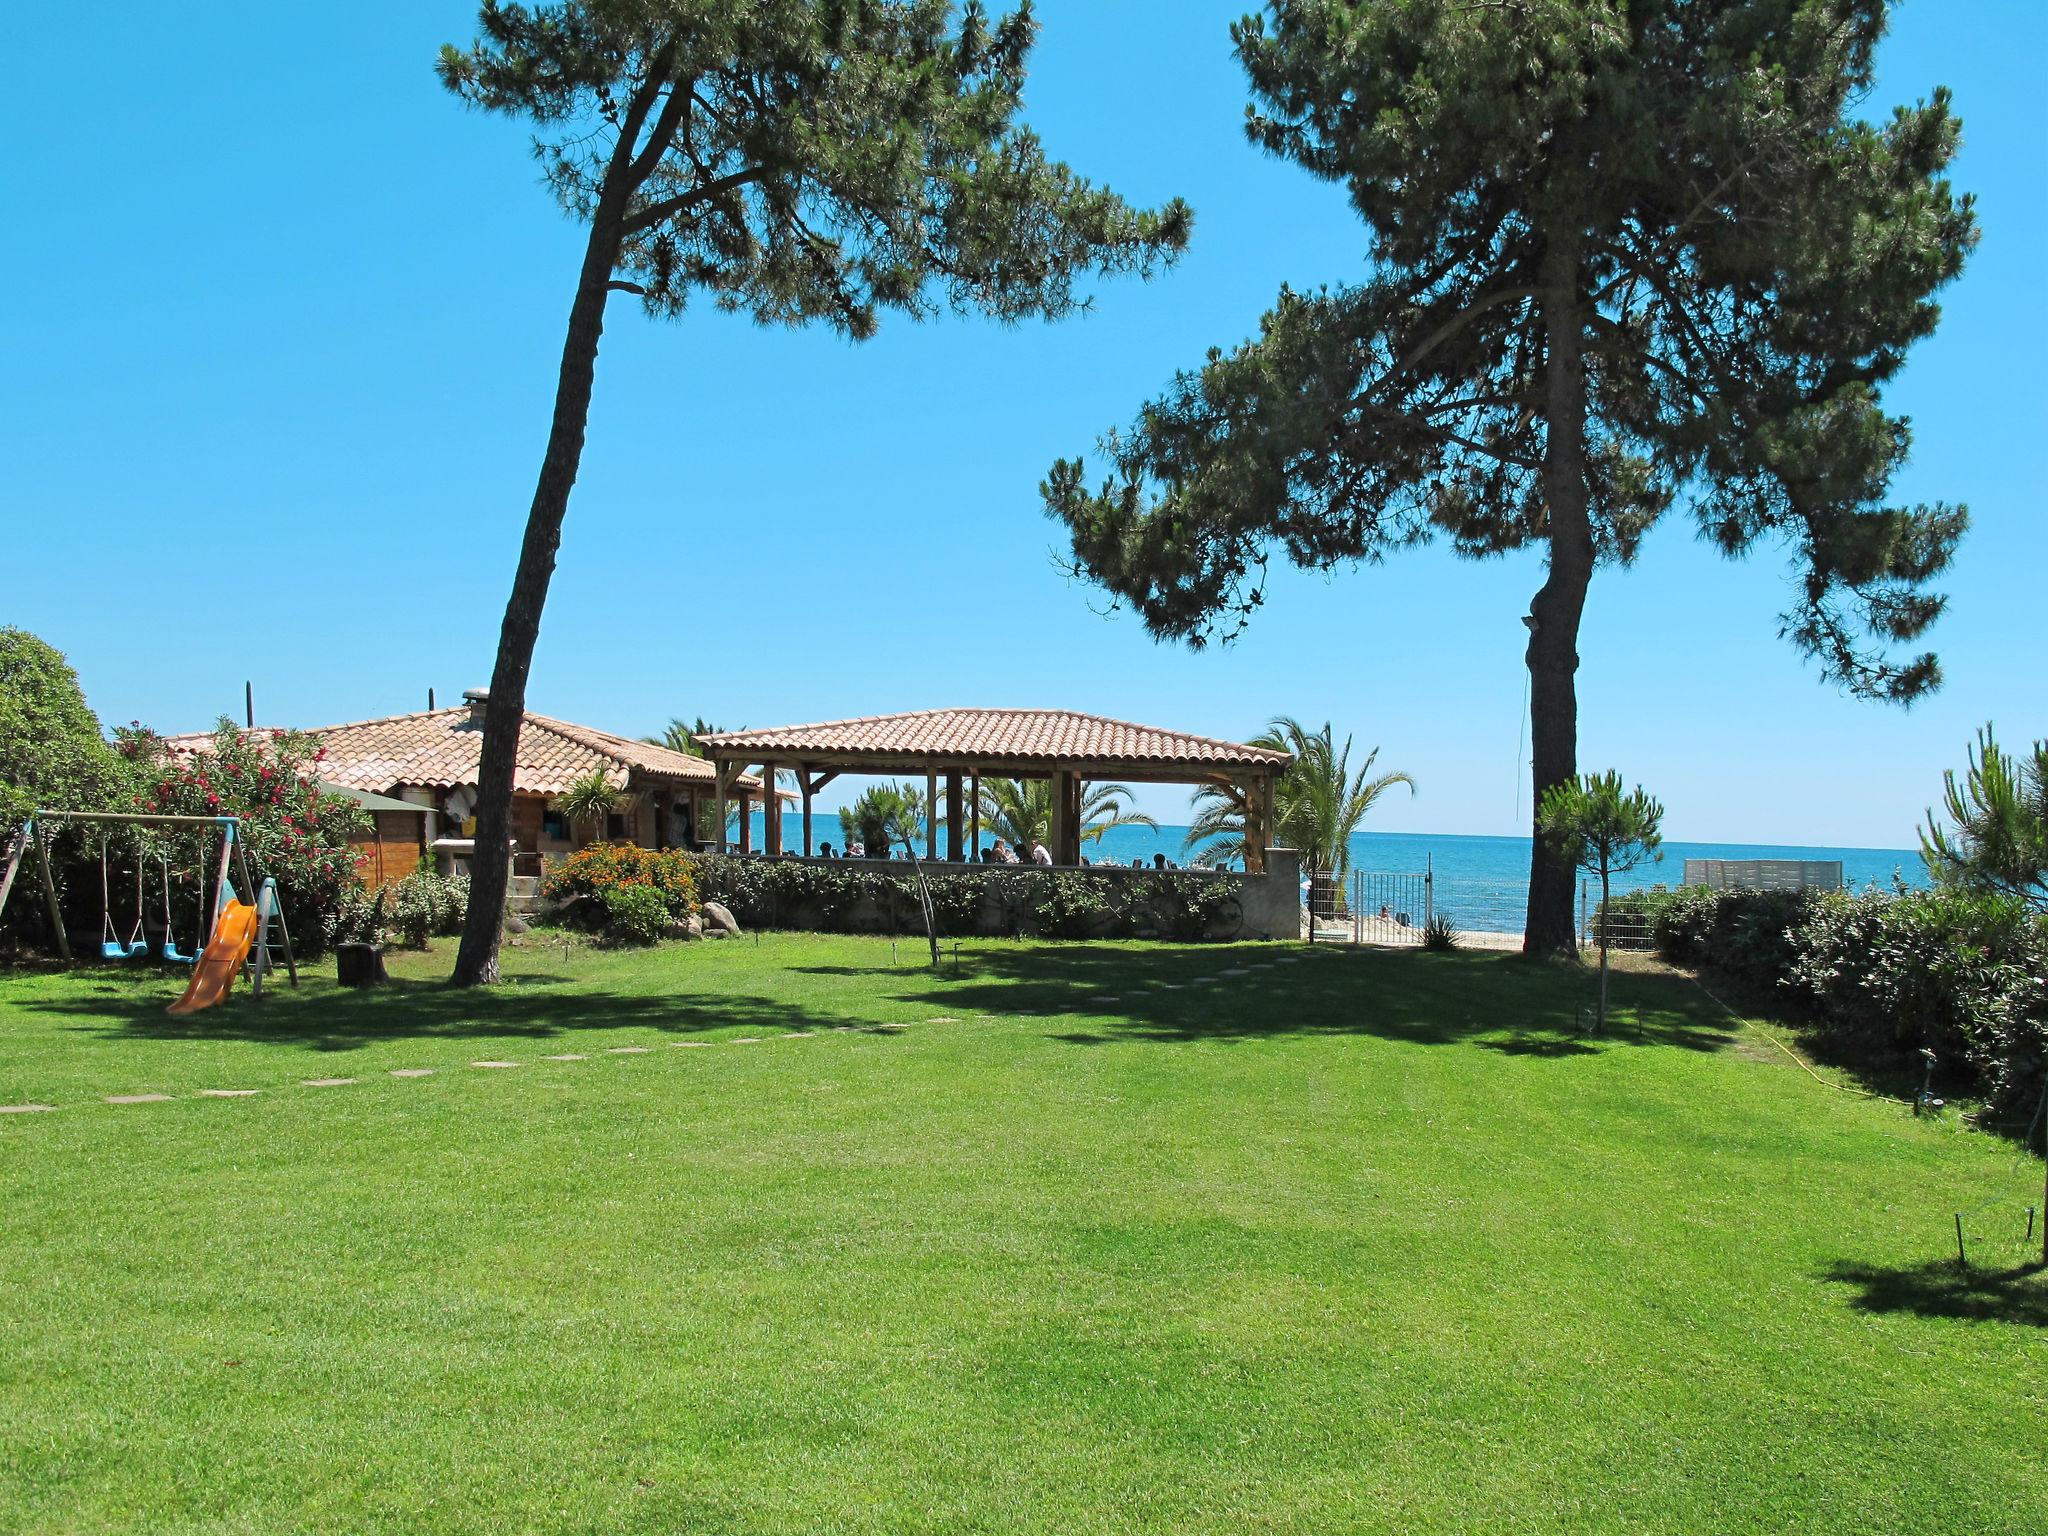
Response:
[166,900,257,1016]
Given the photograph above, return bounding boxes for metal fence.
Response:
[1580,880,1658,952]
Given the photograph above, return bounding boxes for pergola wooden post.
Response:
[713,767,729,855]
[945,771,963,862]
[1049,769,1073,866]
[763,761,783,855]
[968,771,980,860]
[1255,770,1276,875]
[738,785,753,852]
[800,765,814,857]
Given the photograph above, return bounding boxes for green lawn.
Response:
[1,934,2041,1535]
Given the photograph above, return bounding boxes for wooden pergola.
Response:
[697,709,1291,872]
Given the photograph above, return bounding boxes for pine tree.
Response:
[1539,770,1663,1033]
[441,1,1190,982]
[1044,0,1975,955]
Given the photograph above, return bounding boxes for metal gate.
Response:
[1351,866,1433,945]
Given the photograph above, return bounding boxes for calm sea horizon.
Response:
[744,811,1925,936]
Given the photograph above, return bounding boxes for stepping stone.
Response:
[1192,977,1218,985]
[606,1046,651,1055]
[106,1093,173,1105]
[198,1089,259,1098]
[782,1031,813,1039]
[1157,983,1183,990]
[541,1054,585,1062]
[671,1042,709,1049]
[1,1103,57,1114]
[471,1060,522,1069]
[1087,995,1120,1004]
[1220,968,1250,977]
[389,1069,435,1078]
[925,1017,958,1025]
[1248,964,1274,971]
[730,1037,763,1044]
[301,1078,356,1088]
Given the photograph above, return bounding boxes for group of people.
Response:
[979,838,1051,866]
[775,842,1178,870]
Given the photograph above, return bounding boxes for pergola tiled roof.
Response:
[166,708,757,798]
[698,709,1288,868]
[697,708,1290,776]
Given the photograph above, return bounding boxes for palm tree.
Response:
[645,717,721,757]
[839,782,927,857]
[556,768,622,843]
[645,717,791,841]
[1184,719,1414,899]
[976,778,1158,856]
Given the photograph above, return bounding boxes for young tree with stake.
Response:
[1539,771,1663,1035]
[439,1,1190,983]
[1044,0,1975,956]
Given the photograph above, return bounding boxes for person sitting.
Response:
[992,839,1019,864]
[1153,854,1170,870]
[818,843,835,859]
[1029,839,1053,867]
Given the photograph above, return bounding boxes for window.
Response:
[606,812,628,840]
[542,809,569,841]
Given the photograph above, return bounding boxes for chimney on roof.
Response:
[463,688,489,722]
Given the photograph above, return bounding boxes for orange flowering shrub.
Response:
[542,843,698,918]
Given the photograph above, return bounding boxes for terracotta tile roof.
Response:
[698,709,1291,771]
[165,709,752,797]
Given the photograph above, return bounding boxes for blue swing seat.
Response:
[161,938,197,965]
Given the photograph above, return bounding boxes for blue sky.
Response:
[4,2,2040,847]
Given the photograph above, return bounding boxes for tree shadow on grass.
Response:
[1821,1257,2048,1327]
[17,979,873,1056]
[799,942,1738,1053]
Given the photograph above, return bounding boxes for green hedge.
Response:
[1608,885,2047,1126]
[691,857,1245,942]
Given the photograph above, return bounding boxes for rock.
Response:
[701,901,741,937]
[336,942,388,988]
[667,912,705,942]
[503,911,530,935]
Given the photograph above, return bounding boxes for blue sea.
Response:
[743,811,1925,935]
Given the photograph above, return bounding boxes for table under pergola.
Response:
[697,708,1290,872]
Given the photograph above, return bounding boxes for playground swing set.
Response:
[0,810,297,1015]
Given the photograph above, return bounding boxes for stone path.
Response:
[5,946,1327,1120]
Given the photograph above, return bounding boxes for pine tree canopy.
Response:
[439,0,1192,338]
[1044,0,1975,701]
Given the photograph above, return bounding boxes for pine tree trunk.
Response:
[1523,230,1592,960]
[451,189,637,986]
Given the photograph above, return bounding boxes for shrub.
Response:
[690,858,1244,942]
[600,883,672,946]
[1422,911,1460,951]
[0,630,130,955]
[323,885,387,948]
[1610,882,2048,1128]
[386,867,468,949]
[543,843,699,917]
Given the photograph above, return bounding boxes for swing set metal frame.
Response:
[0,809,298,996]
